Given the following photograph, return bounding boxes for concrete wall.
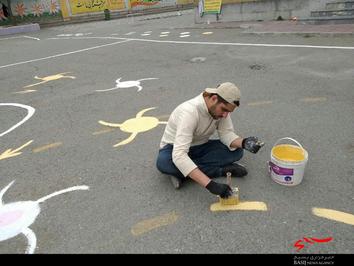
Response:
[195,0,343,23]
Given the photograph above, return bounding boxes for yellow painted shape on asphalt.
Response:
[92,128,115,135]
[32,142,62,153]
[247,101,273,106]
[13,89,37,94]
[0,140,33,160]
[99,107,167,147]
[312,207,354,226]
[131,211,179,236]
[210,201,268,212]
[23,72,76,88]
[300,97,327,103]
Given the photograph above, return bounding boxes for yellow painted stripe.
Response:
[13,90,37,94]
[312,207,354,226]
[247,101,272,106]
[92,128,114,135]
[210,201,268,212]
[131,212,179,236]
[300,97,327,103]
[32,142,62,153]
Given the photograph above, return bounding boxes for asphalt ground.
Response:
[0,10,354,254]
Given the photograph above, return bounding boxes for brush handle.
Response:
[226,172,232,187]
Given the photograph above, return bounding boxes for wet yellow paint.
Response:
[99,107,167,147]
[312,207,354,226]
[210,201,268,212]
[131,212,179,236]
[272,144,305,162]
[32,142,62,153]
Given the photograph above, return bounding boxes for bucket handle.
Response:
[273,137,305,152]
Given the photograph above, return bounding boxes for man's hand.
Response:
[206,180,233,198]
[242,136,264,154]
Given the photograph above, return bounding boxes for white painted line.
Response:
[48,36,354,50]
[160,32,170,34]
[23,36,40,41]
[0,103,35,137]
[159,35,168,37]
[141,33,151,36]
[0,35,40,41]
[0,39,131,69]
[202,32,213,35]
[2,36,353,69]
[179,35,190,38]
[125,32,136,35]
[128,38,354,50]
[143,31,152,34]
[180,32,190,35]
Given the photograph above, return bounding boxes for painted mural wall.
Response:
[70,0,125,15]
[0,0,193,25]
[10,0,61,17]
[130,0,176,10]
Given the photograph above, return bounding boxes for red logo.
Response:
[294,237,333,251]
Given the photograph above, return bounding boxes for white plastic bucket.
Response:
[269,137,308,186]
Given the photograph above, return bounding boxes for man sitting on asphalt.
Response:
[156,82,264,198]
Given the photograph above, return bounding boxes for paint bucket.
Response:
[269,137,308,186]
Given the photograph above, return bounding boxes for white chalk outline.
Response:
[0,103,35,137]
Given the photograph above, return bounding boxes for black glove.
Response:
[242,136,264,154]
[206,180,233,198]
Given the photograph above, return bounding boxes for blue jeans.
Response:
[156,140,244,180]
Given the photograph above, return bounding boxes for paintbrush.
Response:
[219,172,239,205]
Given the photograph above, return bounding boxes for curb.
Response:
[0,23,40,36]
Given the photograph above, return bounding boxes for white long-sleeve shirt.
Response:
[160,93,239,177]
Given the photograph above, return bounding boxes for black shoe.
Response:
[222,163,248,177]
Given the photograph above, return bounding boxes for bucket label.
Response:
[269,161,294,176]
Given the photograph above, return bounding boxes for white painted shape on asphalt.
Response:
[180,35,190,38]
[202,32,213,35]
[180,32,190,35]
[159,35,168,37]
[0,180,89,254]
[0,103,35,137]
[0,39,131,69]
[125,32,136,35]
[96,77,158,92]
[57,34,73,37]
[161,32,170,34]
[141,33,151,36]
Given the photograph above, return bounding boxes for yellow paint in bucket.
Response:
[272,144,305,162]
[269,137,308,186]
